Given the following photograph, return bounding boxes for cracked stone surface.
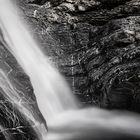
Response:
[5,0,140,113]
[16,0,140,112]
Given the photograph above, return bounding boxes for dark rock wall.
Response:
[17,0,140,111]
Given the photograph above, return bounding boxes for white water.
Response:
[1,0,140,140]
[0,0,78,123]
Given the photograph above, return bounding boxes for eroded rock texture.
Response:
[17,0,140,111]
[0,28,47,139]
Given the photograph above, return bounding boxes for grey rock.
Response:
[18,0,140,111]
[0,28,47,139]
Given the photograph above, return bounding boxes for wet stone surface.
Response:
[15,0,140,111]
[0,28,47,139]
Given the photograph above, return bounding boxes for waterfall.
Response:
[1,0,140,140]
[0,0,78,123]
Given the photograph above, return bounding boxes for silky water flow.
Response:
[1,0,140,140]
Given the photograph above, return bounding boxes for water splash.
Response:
[46,108,140,140]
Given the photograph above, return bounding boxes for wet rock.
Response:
[0,28,47,139]
[18,0,140,111]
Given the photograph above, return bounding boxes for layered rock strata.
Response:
[18,0,140,111]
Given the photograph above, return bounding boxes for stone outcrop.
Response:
[17,0,140,111]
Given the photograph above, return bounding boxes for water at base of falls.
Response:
[0,0,140,140]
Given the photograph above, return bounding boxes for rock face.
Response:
[0,28,47,139]
[17,0,140,111]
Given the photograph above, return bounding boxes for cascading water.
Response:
[0,0,78,122]
[1,0,140,140]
